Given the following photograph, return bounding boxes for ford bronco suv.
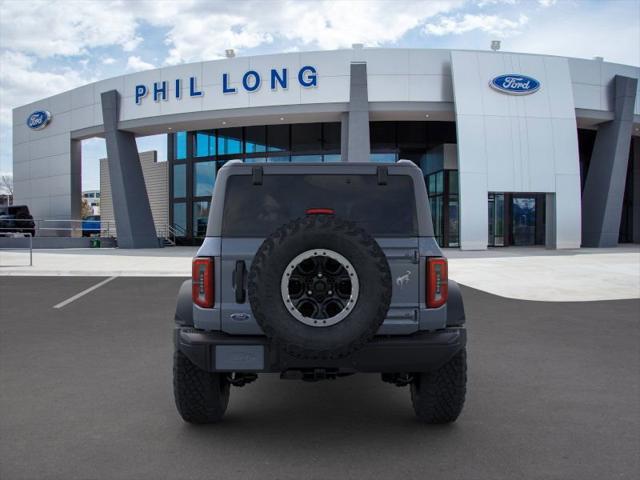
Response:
[173,160,467,424]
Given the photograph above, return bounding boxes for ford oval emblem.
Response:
[26,110,52,130]
[490,74,540,95]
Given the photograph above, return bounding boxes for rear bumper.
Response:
[175,327,466,374]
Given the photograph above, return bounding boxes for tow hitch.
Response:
[226,373,258,387]
[381,373,414,387]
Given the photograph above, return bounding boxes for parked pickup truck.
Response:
[82,215,101,237]
[0,205,36,237]
[173,160,467,424]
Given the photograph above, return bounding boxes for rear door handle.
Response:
[233,260,246,304]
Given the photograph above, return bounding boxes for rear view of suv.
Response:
[173,161,467,424]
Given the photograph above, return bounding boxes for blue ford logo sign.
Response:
[26,110,52,130]
[490,74,540,95]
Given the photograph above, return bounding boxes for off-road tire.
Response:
[248,214,392,360]
[410,348,467,424]
[173,350,230,424]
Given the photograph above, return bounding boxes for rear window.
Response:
[8,206,29,216]
[221,174,417,237]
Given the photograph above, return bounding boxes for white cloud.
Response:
[102,57,116,65]
[424,13,529,37]
[125,0,464,65]
[0,50,93,172]
[0,51,89,126]
[126,56,155,72]
[0,0,142,58]
[507,5,640,66]
[538,0,557,7]
[476,0,517,6]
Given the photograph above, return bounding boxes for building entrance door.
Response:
[511,196,536,246]
[488,193,505,246]
[488,192,546,247]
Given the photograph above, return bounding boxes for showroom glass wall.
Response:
[169,123,342,242]
[168,121,458,244]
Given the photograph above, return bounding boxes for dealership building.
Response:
[11,47,640,249]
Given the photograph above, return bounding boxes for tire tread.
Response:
[173,350,230,424]
[411,348,467,424]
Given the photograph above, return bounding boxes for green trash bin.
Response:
[90,238,101,248]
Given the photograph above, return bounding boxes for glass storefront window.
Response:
[397,121,426,149]
[435,171,443,195]
[370,153,397,163]
[430,196,443,245]
[267,156,290,163]
[323,123,341,151]
[169,122,461,244]
[193,201,210,238]
[173,164,186,198]
[427,169,459,248]
[512,197,536,246]
[449,170,459,195]
[427,171,444,195]
[291,154,322,163]
[194,131,215,157]
[245,126,267,153]
[488,193,505,247]
[175,131,187,160]
[194,161,216,197]
[370,122,396,150]
[218,127,242,155]
[267,124,289,152]
[173,202,186,234]
[292,123,322,152]
[448,198,459,247]
[495,194,504,239]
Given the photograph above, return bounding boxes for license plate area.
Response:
[214,345,265,371]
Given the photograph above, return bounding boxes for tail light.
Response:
[427,257,448,308]
[192,257,214,308]
[305,208,335,215]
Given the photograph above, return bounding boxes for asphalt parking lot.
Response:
[1,277,639,480]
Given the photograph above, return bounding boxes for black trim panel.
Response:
[175,326,466,374]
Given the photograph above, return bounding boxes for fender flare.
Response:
[175,279,194,326]
[446,279,466,326]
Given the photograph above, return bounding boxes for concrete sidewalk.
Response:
[446,247,640,302]
[0,247,198,277]
[1,245,638,302]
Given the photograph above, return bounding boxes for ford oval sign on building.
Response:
[490,74,541,95]
[26,110,52,130]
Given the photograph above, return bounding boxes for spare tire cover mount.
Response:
[248,215,392,359]
[280,248,360,328]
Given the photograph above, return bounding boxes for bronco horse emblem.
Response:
[396,270,412,287]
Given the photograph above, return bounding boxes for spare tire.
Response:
[248,214,392,359]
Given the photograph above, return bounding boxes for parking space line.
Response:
[53,276,118,309]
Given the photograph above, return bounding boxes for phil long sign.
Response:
[490,74,540,95]
[135,65,318,105]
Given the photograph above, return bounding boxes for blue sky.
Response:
[1,0,639,191]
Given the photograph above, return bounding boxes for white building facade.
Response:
[11,48,640,249]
